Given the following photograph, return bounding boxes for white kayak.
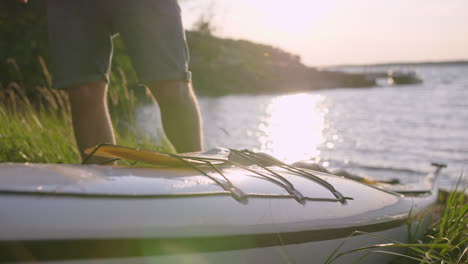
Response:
[0,148,444,264]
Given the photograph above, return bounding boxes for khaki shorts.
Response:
[46,0,191,89]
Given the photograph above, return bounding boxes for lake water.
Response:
[138,64,468,190]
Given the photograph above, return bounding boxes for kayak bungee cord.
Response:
[82,144,353,205]
[165,153,247,204]
[231,150,347,204]
[179,154,307,205]
[83,144,308,204]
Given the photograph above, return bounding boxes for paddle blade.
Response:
[84,144,188,166]
[180,148,231,161]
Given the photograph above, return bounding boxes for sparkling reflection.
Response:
[257,93,325,163]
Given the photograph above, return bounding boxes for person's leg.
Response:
[47,0,114,163]
[67,81,116,163]
[111,0,203,152]
[147,80,203,153]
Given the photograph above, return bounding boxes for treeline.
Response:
[1,1,375,100]
[188,31,375,95]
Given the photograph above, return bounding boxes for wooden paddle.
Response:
[83,144,230,166]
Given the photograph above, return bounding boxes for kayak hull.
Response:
[0,163,438,263]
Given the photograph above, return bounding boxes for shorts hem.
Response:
[139,71,192,84]
[53,74,109,90]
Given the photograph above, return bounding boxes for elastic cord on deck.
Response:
[82,145,350,205]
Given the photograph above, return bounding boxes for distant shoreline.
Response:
[326,60,468,68]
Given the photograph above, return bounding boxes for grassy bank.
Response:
[416,186,468,264]
[393,185,467,264]
[0,77,172,164]
[0,105,172,165]
[325,183,467,264]
[0,102,78,163]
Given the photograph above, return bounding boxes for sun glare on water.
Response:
[257,93,326,163]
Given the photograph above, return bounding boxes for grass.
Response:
[416,183,468,264]
[0,104,170,164]
[0,103,79,163]
[0,58,173,164]
[324,177,467,264]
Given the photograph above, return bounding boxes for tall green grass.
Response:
[325,177,467,264]
[0,102,79,163]
[0,92,173,164]
[418,182,467,264]
[0,58,173,164]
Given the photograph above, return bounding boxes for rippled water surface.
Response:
[139,64,468,190]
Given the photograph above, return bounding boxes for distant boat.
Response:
[387,70,423,85]
[365,70,423,86]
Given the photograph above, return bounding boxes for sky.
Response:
[180,0,468,66]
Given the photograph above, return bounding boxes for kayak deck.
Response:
[0,147,443,263]
[0,162,437,240]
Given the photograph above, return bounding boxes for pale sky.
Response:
[180,0,468,66]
